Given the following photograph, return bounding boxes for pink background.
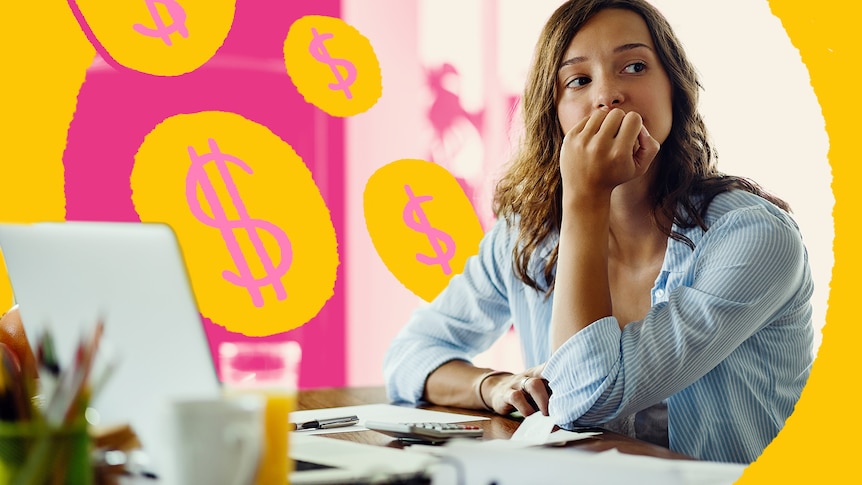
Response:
[65,0,347,388]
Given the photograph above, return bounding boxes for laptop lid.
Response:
[0,221,220,474]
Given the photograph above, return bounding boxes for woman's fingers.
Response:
[523,377,551,416]
[507,372,550,416]
[507,387,538,416]
[578,108,609,136]
[562,109,660,192]
[617,110,643,146]
[634,123,660,170]
[486,366,552,416]
[525,364,551,415]
[596,108,626,139]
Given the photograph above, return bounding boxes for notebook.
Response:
[0,221,220,478]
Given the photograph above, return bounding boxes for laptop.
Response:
[0,221,436,484]
[0,221,220,479]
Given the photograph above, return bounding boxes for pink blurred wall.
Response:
[344,0,426,387]
[344,0,535,386]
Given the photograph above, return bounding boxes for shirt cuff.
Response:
[543,316,622,425]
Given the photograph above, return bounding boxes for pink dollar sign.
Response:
[132,0,189,46]
[186,138,293,308]
[402,185,456,275]
[308,27,356,99]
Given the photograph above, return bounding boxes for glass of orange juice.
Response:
[219,341,301,485]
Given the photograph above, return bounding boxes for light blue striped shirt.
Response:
[384,190,814,463]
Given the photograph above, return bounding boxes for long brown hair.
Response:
[493,0,789,294]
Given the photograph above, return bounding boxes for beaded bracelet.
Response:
[475,370,512,411]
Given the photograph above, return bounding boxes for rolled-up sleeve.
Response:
[544,202,810,429]
[543,316,622,421]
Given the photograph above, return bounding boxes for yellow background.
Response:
[0,1,853,481]
[735,1,853,482]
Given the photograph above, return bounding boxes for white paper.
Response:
[583,449,746,485]
[289,403,489,435]
[510,412,557,444]
[429,441,746,485]
[462,413,600,449]
[290,433,438,484]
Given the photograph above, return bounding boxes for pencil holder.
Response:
[0,420,92,485]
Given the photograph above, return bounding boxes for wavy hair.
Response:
[493,0,789,294]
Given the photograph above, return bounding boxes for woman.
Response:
[384,0,813,464]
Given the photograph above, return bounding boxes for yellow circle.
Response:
[283,15,382,117]
[72,0,236,75]
[364,159,484,302]
[131,111,339,336]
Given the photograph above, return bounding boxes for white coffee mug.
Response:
[166,394,264,485]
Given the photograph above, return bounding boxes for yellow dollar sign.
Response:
[131,111,339,336]
[71,0,235,75]
[363,159,484,302]
[283,15,382,117]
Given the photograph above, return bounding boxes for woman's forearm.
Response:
[550,193,613,351]
[423,360,506,409]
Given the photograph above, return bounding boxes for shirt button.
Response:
[655,289,665,298]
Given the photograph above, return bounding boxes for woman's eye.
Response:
[566,76,591,88]
[623,62,646,74]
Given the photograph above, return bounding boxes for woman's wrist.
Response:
[475,370,512,411]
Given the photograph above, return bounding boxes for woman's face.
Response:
[556,8,673,145]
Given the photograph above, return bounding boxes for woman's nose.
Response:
[594,80,624,111]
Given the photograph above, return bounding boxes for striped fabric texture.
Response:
[384,190,814,463]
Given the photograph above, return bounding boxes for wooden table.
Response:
[298,386,694,461]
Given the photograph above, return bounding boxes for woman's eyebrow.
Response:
[614,42,653,54]
[559,42,654,69]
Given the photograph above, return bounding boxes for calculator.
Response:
[364,421,484,441]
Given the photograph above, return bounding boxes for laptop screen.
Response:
[0,221,221,476]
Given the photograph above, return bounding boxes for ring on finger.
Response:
[519,376,532,392]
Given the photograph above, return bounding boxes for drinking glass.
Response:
[219,341,301,485]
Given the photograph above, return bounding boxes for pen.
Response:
[37,329,61,377]
[290,415,359,431]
